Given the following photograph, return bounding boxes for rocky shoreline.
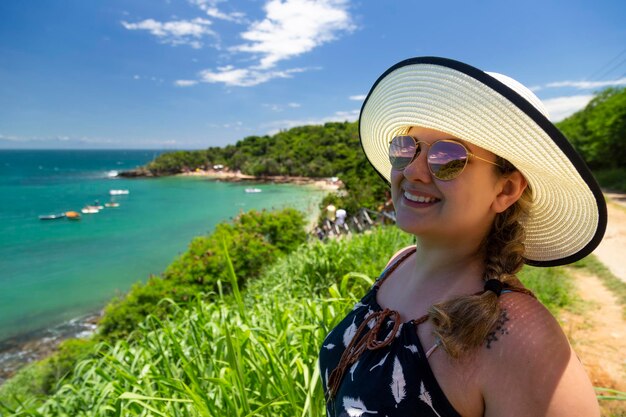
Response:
[0,313,101,385]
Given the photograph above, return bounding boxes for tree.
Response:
[558,87,626,169]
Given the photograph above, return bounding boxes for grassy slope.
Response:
[0,227,580,416]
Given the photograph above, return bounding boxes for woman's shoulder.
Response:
[475,291,600,416]
[486,290,558,352]
[384,245,416,268]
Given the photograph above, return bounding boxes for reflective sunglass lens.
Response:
[428,141,468,180]
[389,136,418,170]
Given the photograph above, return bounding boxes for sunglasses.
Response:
[388,136,502,181]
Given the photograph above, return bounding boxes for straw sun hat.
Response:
[359,56,607,267]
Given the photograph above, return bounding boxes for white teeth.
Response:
[404,191,437,203]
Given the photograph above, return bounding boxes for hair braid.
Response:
[428,163,535,359]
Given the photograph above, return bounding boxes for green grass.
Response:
[0,227,584,416]
[518,264,578,314]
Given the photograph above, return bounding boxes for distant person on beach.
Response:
[335,208,346,226]
[319,57,606,416]
[325,204,336,222]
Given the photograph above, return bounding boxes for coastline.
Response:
[0,313,101,385]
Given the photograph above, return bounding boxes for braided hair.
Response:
[428,158,535,359]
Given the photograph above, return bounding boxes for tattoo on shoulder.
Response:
[485,309,510,349]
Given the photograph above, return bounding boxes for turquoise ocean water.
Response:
[0,150,325,342]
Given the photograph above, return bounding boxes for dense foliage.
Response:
[557,87,626,169]
[98,208,307,341]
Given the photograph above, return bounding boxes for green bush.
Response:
[592,167,626,192]
[98,277,197,341]
[98,208,307,341]
[246,225,414,298]
[0,338,96,410]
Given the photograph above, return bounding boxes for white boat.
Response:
[81,206,100,214]
[39,213,66,220]
[245,188,262,193]
[109,189,129,195]
[105,202,120,208]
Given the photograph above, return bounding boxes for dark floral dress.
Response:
[318,248,462,417]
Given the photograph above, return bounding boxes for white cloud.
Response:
[545,77,626,90]
[121,18,215,48]
[262,102,302,112]
[262,108,358,134]
[0,134,185,149]
[263,103,283,112]
[233,0,354,70]
[199,65,306,87]
[190,0,354,87]
[175,79,199,87]
[542,94,594,122]
[189,0,247,23]
[349,94,366,101]
[0,133,20,141]
[124,0,355,88]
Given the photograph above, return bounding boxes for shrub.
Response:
[98,208,307,341]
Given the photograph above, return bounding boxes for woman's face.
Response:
[390,126,504,246]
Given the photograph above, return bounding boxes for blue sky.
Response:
[1,0,625,149]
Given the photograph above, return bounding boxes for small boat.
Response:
[39,213,66,220]
[105,202,120,208]
[81,206,100,214]
[245,188,262,193]
[109,189,129,195]
[65,211,81,220]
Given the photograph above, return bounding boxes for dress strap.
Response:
[375,246,417,289]
[425,339,441,358]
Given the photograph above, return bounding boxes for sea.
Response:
[0,150,325,366]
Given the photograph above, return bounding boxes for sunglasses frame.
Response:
[388,136,502,181]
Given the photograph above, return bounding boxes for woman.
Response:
[318,57,606,417]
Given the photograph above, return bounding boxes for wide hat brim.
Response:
[359,57,607,267]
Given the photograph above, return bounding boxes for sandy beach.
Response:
[178,169,343,192]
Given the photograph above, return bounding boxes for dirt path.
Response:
[564,270,626,389]
[565,193,626,415]
[593,193,626,283]
[563,269,626,416]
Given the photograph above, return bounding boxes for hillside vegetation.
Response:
[0,224,579,416]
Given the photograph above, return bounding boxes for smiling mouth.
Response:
[403,191,440,204]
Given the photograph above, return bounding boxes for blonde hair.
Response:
[428,159,535,358]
